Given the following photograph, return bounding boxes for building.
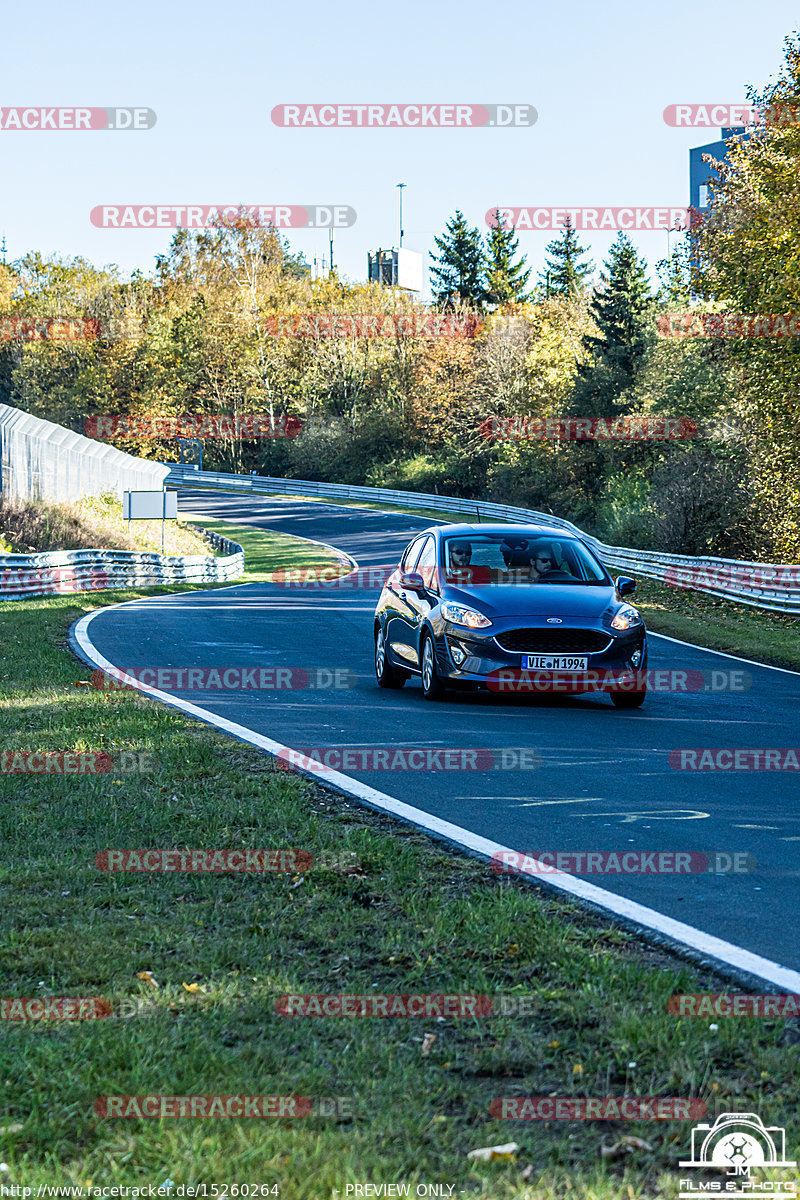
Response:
[689,126,749,212]
[367,248,423,292]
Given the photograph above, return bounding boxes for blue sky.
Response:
[1,0,796,298]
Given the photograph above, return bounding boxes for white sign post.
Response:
[123,490,178,554]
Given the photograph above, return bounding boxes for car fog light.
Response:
[630,648,642,667]
[450,644,467,666]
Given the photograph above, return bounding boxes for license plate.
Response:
[523,655,588,670]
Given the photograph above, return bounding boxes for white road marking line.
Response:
[650,631,800,676]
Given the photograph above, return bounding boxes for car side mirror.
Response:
[616,576,637,597]
[399,571,427,594]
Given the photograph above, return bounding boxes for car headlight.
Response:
[441,601,492,629]
[611,604,642,631]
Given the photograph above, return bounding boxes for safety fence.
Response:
[164,465,800,614]
[0,403,168,502]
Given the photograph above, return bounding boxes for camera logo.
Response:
[679,1112,796,1197]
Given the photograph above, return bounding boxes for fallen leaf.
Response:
[421,1033,436,1056]
[520,1165,537,1182]
[181,982,202,993]
[600,1136,653,1160]
[136,971,159,989]
[467,1142,519,1162]
[573,1063,583,1076]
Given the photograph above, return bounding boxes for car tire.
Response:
[375,627,407,689]
[611,690,646,708]
[421,633,446,700]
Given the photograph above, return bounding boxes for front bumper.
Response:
[434,621,647,691]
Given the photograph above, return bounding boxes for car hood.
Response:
[444,583,614,620]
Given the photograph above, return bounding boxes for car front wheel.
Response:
[421,634,446,700]
[611,690,646,708]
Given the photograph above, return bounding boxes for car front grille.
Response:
[494,628,611,654]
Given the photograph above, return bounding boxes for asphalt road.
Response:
[75,490,800,976]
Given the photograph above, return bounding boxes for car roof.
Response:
[430,523,581,541]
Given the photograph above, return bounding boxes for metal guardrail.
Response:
[166,465,800,614]
[0,531,244,599]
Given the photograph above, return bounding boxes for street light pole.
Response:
[397,183,406,248]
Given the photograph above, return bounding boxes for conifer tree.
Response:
[429,211,486,307]
[539,216,594,297]
[484,211,531,305]
[576,233,654,411]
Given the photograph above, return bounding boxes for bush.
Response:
[648,449,753,557]
[593,473,659,549]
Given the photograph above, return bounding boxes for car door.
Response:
[399,535,440,665]
[383,535,427,668]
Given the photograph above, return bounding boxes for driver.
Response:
[527,542,572,580]
[530,544,556,579]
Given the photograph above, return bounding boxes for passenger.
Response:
[447,540,474,586]
[448,540,472,569]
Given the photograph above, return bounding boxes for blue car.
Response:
[373,524,648,708]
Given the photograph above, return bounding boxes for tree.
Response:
[576,233,654,412]
[484,212,531,306]
[685,32,800,557]
[655,238,693,306]
[538,217,594,297]
[429,211,485,308]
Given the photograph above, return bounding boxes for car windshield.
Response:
[443,534,607,584]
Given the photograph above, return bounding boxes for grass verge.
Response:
[0,494,210,558]
[0,518,797,1198]
[180,515,345,584]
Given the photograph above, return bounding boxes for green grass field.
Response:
[0,522,797,1199]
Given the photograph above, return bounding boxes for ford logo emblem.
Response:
[546,617,563,624]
